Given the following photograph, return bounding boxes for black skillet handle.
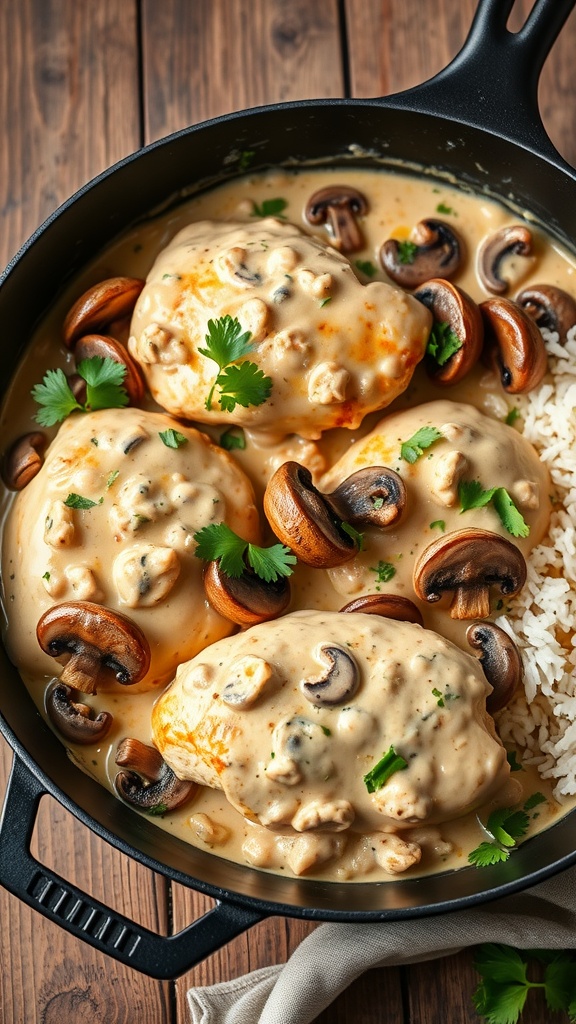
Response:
[383,0,576,166]
[0,755,264,979]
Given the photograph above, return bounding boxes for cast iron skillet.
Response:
[0,0,575,980]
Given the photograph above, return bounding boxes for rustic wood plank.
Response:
[140,0,344,142]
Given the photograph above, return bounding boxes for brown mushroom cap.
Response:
[304,185,368,254]
[263,461,358,568]
[114,737,196,813]
[516,284,576,345]
[380,219,463,288]
[478,225,533,295]
[36,601,151,695]
[326,466,406,529]
[466,621,523,713]
[63,276,145,349]
[340,593,424,625]
[300,644,360,707]
[2,431,46,490]
[481,296,548,393]
[45,680,113,745]
[413,528,527,620]
[74,333,145,405]
[414,278,484,385]
[203,559,291,627]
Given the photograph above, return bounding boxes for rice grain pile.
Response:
[496,326,576,799]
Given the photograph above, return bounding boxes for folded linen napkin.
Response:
[187,865,576,1024]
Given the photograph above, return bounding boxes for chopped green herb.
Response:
[432,687,445,708]
[523,792,546,811]
[426,320,463,366]
[364,745,408,793]
[162,272,181,280]
[320,726,332,736]
[458,480,530,539]
[430,520,445,531]
[91,437,99,446]
[220,427,246,451]
[340,521,364,550]
[251,197,288,219]
[459,479,498,511]
[31,357,129,426]
[238,150,255,172]
[159,428,188,449]
[505,407,521,426]
[106,470,119,488]
[397,240,418,264]
[199,315,272,412]
[506,750,524,772]
[64,493,103,510]
[42,571,50,581]
[193,522,296,583]
[436,202,456,215]
[147,802,169,817]
[370,560,396,584]
[468,805,530,867]
[400,426,444,463]
[372,496,384,510]
[355,259,377,277]
[320,297,332,307]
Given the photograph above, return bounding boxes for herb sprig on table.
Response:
[473,945,576,1024]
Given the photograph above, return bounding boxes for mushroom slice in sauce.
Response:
[36,601,151,695]
[516,283,576,345]
[413,528,527,620]
[300,644,360,707]
[45,679,113,745]
[74,333,146,405]
[2,431,46,490]
[304,185,368,253]
[203,559,291,626]
[63,276,145,348]
[414,278,484,385]
[466,621,523,713]
[481,297,548,393]
[380,220,463,288]
[478,225,533,295]
[340,593,424,625]
[114,737,197,813]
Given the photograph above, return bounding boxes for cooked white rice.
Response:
[495,325,576,800]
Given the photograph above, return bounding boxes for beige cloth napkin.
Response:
[187,866,576,1024]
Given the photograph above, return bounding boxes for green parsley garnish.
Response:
[506,750,524,773]
[468,805,530,867]
[400,426,444,464]
[199,315,272,413]
[220,427,246,451]
[472,944,576,1024]
[319,297,332,307]
[106,470,119,489]
[193,522,296,583]
[364,745,408,793]
[432,687,445,708]
[523,791,546,811]
[459,480,530,538]
[426,320,463,366]
[436,202,456,215]
[238,150,255,172]
[397,240,418,264]
[430,520,446,531]
[340,521,364,550]
[505,407,521,426]
[32,357,128,426]
[355,259,377,277]
[251,197,288,219]
[370,560,396,584]
[42,571,50,581]
[64,493,103,510]
[147,802,169,817]
[159,428,188,449]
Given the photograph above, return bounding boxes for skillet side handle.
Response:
[382,0,576,166]
[0,755,264,979]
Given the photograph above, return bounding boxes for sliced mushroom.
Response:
[203,559,291,627]
[516,284,576,345]
[301,645,360,707]
[481,297,548,393]
[380,220,463,288]
[74,334,145,405]
[263,462,405,568]
[2,431,46,490]
[45,679,113,744]
[114,737,196,813]
[340,593,424,625]
[304,186,368,253]
[36,601,150,695]
[63,276,145,348]
[478,225,533,295]
[413,528,527,620]
[466,621,523,713]
[414,278,483,385]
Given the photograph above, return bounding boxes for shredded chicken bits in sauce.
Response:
[1,165,574,881]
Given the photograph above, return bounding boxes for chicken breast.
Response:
[128,218,432,439]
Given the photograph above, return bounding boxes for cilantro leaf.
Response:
[31,368,81,426]
[355,259,377,277]
[523,792,546,811]
[193,522,296,582]
[468,842,510,868]
[492,488,530,538]
[400,426,443,463]
[216,360,273,411]
[474,945,529,986]
[473,978,529,1024]
[64,493,102,510]
[432,687,445,707]
[32,357,128,426]
[544,958,576,1013]
[363,746,408,793]
[159,428,188,449]
[397,240,418,264]
[489,808,529,848]
[251,197,288,218]
[340,521,364,550]
[370,561,396,583]
[430,520,446,531]
[199,316,253,371]
[426,320,463,366]
[220,427,246,451]
[459,479,497,511]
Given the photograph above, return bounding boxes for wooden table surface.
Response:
[1,2,575,1021]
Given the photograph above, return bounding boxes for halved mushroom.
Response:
[63,276,145,348]
[300,645,359,707]
[413,528,527,620]
[466,621,523,713]
[340,593,424,625]
[114,737,196,813]
[36,601,150,695]
[74,334,145,405]
[516,284,576,345]
[45,679,113,744]
[414,278,483,385]
[380,220,463,288]
[478,225,533,295]
[2,431,46,490]
[304,186,368,253]
[481,297,548,393]
[203,559,291,627]
[263,462,405,568]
